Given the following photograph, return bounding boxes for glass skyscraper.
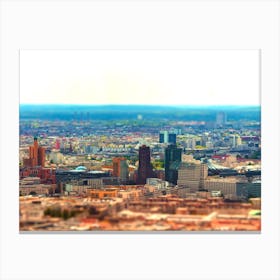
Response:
[164,144,182,185]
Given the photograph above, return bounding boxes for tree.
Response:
[62,209,70,220]
[29,191,37,196]
[88,206,99,215]
[51,207,62,217]
[250,150,261,159]
[152,159,164,170]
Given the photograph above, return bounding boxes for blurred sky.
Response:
[20,50,260,106]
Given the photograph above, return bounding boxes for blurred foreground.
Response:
[20,194,261,231]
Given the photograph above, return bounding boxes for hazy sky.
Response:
[20,50,260,106]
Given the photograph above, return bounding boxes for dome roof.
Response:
[75,166,87,171]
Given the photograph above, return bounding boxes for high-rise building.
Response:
[216,111,227,127]
[23,137,46,167]
[168,133,177,144]
[159,131,177,144]
[137,145,155,184]
[229,134,242,148]
[164,144,182,184]
[159,131,168,143]
[177,162,208,192]
[113,157,129,182]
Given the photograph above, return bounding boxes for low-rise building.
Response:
[20,184,56,196]
[86,188,118,199]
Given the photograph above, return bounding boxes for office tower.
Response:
[168,133,177,144]
[137,145,155,184]
[177,162,208,192]
[230,134,242,148]
[159,131,177,144]
[113,157,129,182]
[23,137,46,167]
[216,111,227,127]
[159,131,169,143]
[164,144,182,185]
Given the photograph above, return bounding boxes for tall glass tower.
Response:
[164,144,182,185]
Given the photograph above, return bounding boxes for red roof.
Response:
[211,155,229,160]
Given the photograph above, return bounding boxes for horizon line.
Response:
[20,103,261,107]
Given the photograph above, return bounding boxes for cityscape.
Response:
[19,50,261,232]
[19,105,261,231]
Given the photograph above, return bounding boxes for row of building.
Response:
[20,138,260,200]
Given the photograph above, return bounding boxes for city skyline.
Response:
[19,50,261,232]
[20,50,260,106]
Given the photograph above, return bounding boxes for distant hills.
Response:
[19,104,261,122]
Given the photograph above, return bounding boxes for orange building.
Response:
[112,157,129,181]
[38,146,46,167]
[87,188,118,199]
[23,137,46,167]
